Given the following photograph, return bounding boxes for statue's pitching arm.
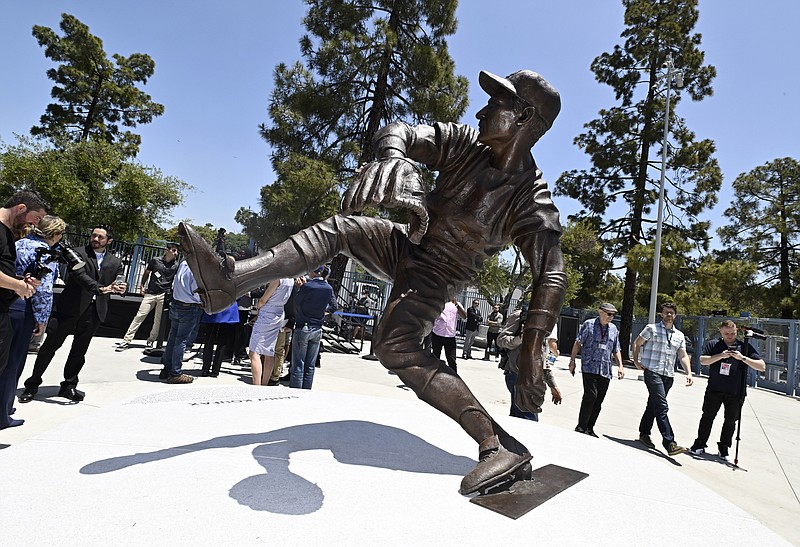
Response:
[515,232,567,414]
[342,122,439,244]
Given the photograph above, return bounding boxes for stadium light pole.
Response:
[648,53,684,324]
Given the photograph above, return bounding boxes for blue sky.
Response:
[1,1,798,250]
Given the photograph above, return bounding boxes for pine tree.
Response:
[31,13,164,157]
[554,0,721,358]
[718,157,800,318]
[243,0,468,285]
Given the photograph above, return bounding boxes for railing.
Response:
[622,314,799,397]
[328,269,521,342]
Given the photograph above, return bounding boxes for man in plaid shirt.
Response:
[632,302,694,456]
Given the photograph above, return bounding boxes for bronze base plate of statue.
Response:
[178,68,570,501]
[469,463,588,519]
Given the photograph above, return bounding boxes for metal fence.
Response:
[622,314,798,397]
[329,271,522,343]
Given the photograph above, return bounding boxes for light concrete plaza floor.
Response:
[1,336,798,545]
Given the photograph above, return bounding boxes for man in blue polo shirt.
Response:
[290,265,337,389]
[569,302,624,437]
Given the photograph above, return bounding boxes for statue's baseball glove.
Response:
[341,158,429,244]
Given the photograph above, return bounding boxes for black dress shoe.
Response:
[201,370,210,377]
[57,387,85,402]
[18,389,36,403]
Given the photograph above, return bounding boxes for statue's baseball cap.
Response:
[479,70,561,130]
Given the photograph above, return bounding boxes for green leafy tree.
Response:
[559,218,612,308]
[626,229,693,313]
[0,136,189,241]
[224,232,252,257]
[554,0,721,358]
[673,255,759,317]
[31,13,164,157]
[717,157,800,318]
[263,0,467,174]
[161,223,216,247]
[235,153,341,248]
[247,0,468,281]
[160,223,250,256]
[473,255,511,305]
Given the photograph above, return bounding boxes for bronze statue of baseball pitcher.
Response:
[179,69,566,495]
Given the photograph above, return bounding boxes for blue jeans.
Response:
[290,325,322,389]
[639,368,675,447]
[162,301,202,377]
[504,370,538,421]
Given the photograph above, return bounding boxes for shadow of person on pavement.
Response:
[603,435,684,466]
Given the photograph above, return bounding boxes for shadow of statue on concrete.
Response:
[80,419,475,514]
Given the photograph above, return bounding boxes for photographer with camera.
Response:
[0,191,51,427]
[20,225,124,403]
[689,320,765,461]
[0,215,65,428]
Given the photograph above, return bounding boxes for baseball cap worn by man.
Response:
[598,303,618,314]
[478,70,561,130]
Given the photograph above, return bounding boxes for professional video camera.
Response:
[24,243,86,280]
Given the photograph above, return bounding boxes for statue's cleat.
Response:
[460,436,532,495]
[177,222,237,313]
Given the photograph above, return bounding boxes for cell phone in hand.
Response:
[114,274,125,286]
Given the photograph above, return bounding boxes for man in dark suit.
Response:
[20,225,125,402]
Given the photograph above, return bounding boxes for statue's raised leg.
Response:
[178,217,386,313]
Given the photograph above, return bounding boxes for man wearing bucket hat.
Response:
[569,303,624,437]
[179,69,566,495]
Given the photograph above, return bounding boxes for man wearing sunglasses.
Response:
[569,302,624,437]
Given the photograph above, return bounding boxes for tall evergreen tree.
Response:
[554,0,721,359]
[717,157,800,318]
[244,0,468,283]
[262,0,467,174]
[31,13,164,157]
